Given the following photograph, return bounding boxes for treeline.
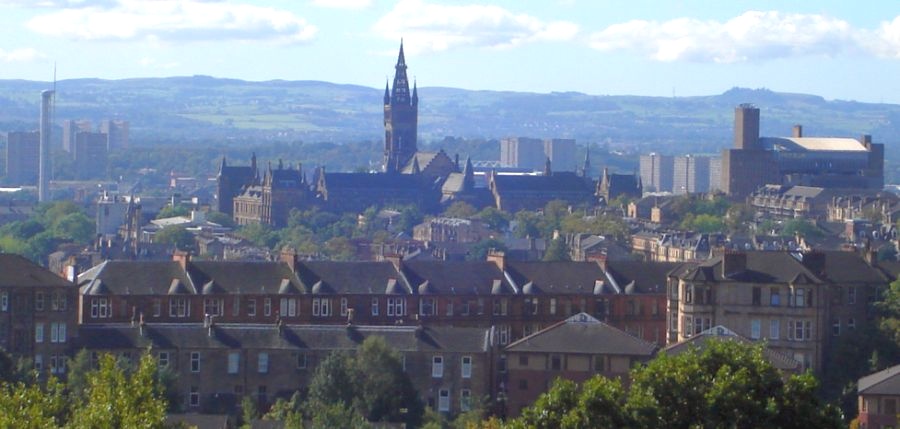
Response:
[0,201,94,264]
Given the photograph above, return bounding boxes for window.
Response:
[770,288,780,306]
[432,356,444,378]
[848,287,857,305]
[51,322,66,343]
[158,352,169,368]
[50,355,66,375]
[460,389,472,412]
[594,355,607,372]
[493,298,508,316]
[296,353,307,370]
[35,292,44,311]
[684,284,693,303]
[34,354,43,371]
[438,389,450,412]
[445,301,453,316]
[371,298,379,316]
[461,301,470,316]
[499,325,510,345]
[0,292,7,311]
[848,318,856,330]
[477,298,484,315]
[550,355,562,370]
[204,298,224,316]
[35,323,44,343]
[788,320,812,341]
[750,320,761,340]
[191,352,201,372]
[549,298,557,315]
[51,292,67,311]
[281,298,298,317]
[189,386,200,407]
[169,298,188,318]
[258,353,269,374]
[752,287,761,306]
[93,298,112,318]
[340,298,348,316]
[461,356,472,378]
[152,299,161,317]
[264,298,272,316]
[792,288,806,307]
[420,298,436,316]
[228,352,240,374]
[248,299,257,317]
[387,298,405,317]
[832,318,841,336]
[313,298,332,317]
[769,320,780,340]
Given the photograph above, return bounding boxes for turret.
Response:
[412,80,418,106]
[384,80,390,105]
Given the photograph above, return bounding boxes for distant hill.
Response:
[0,76,898,157]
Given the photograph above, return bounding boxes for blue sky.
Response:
[1,0,899,102]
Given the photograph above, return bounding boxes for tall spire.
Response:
[582,149,591,178]
[390,40,411,105]
[384,79,390,105]
[544,157,552,176]
[412,79,418,105]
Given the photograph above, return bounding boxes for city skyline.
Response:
[0,1,898,103]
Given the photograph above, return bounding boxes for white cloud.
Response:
[0,47,46,62]
[867,16,900,59]
[309,0,371,10]
[589,10,859,63]
[0,0,117,8]
[25,0,317,44]
[373,0,578,54]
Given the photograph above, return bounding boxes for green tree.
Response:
[155,205,190,219]
[513,211,542,238]
[154,225,194,249]
[353,336,423,426]
[324,236,355,261]
[52,212,95,244]
[781,219,824,238]
[205,211,236,228]
[476,207,511,231]
[543,237,571,262]
[68,353,168,429]
[238,223,279,249]
[443,201,477,219]
[0,377,66,429]
[310,403,371,429]
[307,351,357,408]
[0,348,14,383]
[513,378,579,429]
[467,238,507,261]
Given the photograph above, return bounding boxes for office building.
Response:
[62,120,92,153]
[73,131,109,180]
[673,155,711,195]
[639,153,674,193]
[5,131,40,185]
[99,119,129,151]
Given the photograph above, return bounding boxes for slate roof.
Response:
[402,152,439,174]
[662,325,800,372]
[817,251,888,284]
[187,261,305,295]
[492,172,592,193]
[322,172,427,190]
[505,261,605,295]
[604,260,681,294]
[0,253,72,287]
[78,323,491,353]
[401,261,512,295]
[505,313,656,356]
[671,252,823,284]
[296,261,407,295]
[79,260,193,295]
[859,364,900,395]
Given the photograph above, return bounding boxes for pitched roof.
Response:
[662,325,800,371]
[401,260,512,295]
[671,252,823,284]
[506,261,606,294]
[322,172,427,190]
[492,172,592,193]
[859,364,900,395]
[79,260,193,295]
[818,251,888,284]
[187,261,305,295]
[505,313,656,356]
[0,253,72,288]
[77,323,490,353]
[604,260,680,294]
[296,261,407,295]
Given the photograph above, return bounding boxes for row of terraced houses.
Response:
[0,248,895,418]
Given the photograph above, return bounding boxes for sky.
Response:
[1,0,900,103]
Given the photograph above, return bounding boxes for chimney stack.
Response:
[173,250,191,270]
[792,124,803,138]
[721,251,747,278]
[487,249,506,271]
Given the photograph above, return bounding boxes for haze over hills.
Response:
[0,76,898,159]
